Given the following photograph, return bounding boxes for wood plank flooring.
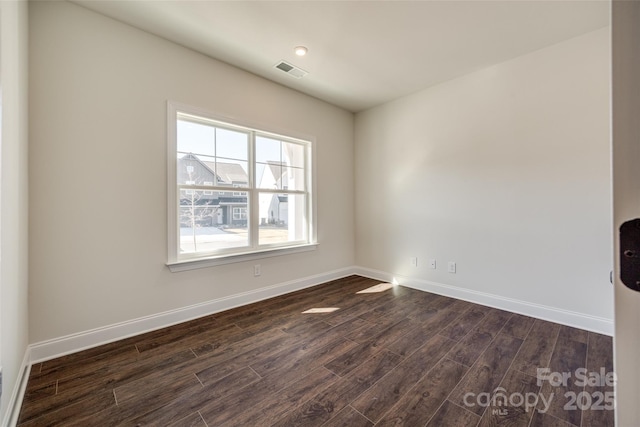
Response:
[18,275,614,426]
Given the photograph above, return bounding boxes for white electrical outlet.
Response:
[410,257,418,267]
[429,259,436,269]
[448,262,456,273]
[254,264,261,276]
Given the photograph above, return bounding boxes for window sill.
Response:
[167,243,318,272]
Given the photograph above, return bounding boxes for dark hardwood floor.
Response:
[18,275,614,426]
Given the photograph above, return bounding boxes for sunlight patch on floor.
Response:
[356,282,395,294]
[301,307,340,314]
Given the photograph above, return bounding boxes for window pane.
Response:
[282,141,305,168]
[177,119,215,156]
[179,189,249,254]
[257,162,283,189]
[256,136,281,164]
[283,166,306,191]
[258,193,306,246]
[213,160,249,188]
[177,154,216,185]
[216,128,248,161]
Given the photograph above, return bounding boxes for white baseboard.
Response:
[2,348,31,427]
[29,267,356,363]
[28,264,614,363]
[353,266,614,336]
[14,265,613,425]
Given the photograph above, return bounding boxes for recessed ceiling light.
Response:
[294,46,308,56]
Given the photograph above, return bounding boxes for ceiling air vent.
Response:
[275,61,308,79]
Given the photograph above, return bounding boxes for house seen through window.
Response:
[169,105,313,263]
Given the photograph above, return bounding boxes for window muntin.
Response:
[169,105,313,263]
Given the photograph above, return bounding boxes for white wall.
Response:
[0,0,29,423]
[28,0,612,351]
[355,28,612,331]
[29,2,354,344]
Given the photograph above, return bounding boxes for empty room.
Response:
[2,0,639,426]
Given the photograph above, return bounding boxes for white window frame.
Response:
[167,101,317,271]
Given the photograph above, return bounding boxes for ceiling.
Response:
[72,1,609,113]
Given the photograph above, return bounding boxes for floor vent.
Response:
[275,61,308,79]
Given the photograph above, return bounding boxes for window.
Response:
[167,102,315,267]
[233,207,247,220]
[203,181,213,195]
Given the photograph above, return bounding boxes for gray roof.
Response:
[203,161,247,183]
